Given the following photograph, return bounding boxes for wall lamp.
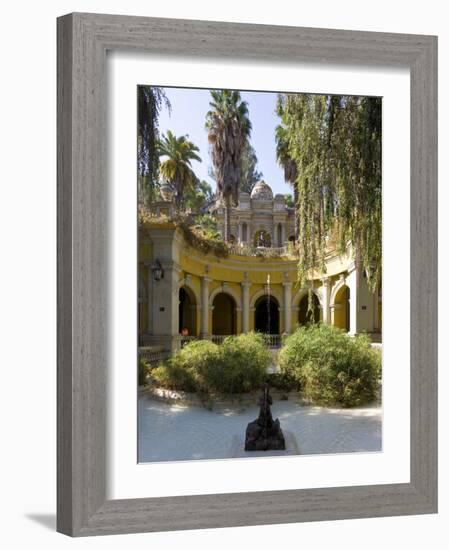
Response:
[152,259,164,281]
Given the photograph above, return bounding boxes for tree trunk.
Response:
[224,195,231,242]
[174,180,182,212]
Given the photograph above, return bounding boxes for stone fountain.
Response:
[244,383,286,451]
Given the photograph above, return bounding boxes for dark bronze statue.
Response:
[245,383,285,451]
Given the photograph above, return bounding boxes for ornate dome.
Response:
[250,180,273,201]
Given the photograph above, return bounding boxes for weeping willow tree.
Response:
[276,93,382,292]
[275,116,299,239]
[137,86,171,206]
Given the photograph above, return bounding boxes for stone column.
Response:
[241,281,251,333]
[238,223,242,244]
[374,287,381,331]
[281,224,286,246]
[148,260,181,351]
[200,276,212,337]
[321,277,331,324]
[347,270,358,335]
[282,282,292,334]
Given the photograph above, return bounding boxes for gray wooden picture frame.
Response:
[57,12,438,537]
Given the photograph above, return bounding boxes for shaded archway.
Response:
[333,285,350,332]
[178,287,197,336]
[212,293,236,335]
[254,295,279,334]
[253,229,271,248]
[277,223,283,247]
[241,222,248,243]
[298,293,320,326]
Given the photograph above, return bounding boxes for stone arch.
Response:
[178,286,197,336]
[254,294,280,335]
[292,287,322,310]
[297,293,321,326]
[249,287,283,310]
[330,279,350,332]
[253,229,271,248]
[241,222,248,242]
[209,285,241,309]
[330,276,348,307]
[178,277,200,306]
[212,292,237,335]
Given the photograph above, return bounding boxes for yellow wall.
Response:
[138,222,379,339]
[332,286,350,331]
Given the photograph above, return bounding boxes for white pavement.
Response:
[138,396,382,462]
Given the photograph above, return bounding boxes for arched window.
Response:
[253,229,271,248]
[277,224,283,247]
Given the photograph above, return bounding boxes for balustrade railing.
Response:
[211,335,227,345]
[227,243,298,258]
[139,346,171,366]
[140,334,282,365]
[180,335,196,348]
[264,334,282,348]
[209,333,281,347]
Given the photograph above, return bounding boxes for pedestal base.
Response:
[245,417,286,451]
[231,431,299,458]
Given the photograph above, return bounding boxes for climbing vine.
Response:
[276,93,382,292]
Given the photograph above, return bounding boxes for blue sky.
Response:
[156,87,290,196]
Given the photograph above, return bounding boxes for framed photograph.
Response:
[57,13,437,536]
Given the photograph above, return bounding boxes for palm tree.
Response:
[205,90,252,242]
[157,130,201,211]
[137,86,171,206]
[275,98,299,241]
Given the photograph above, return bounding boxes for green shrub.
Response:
[139,358,150,386]
[151,360,197,391]
[151,333,270,395]
[215,333,271,394]
[266,371,297,392]
[278,325,381,407]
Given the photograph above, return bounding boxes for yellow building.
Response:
[139,190,382,353]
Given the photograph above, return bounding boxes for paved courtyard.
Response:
[138,395,382,462]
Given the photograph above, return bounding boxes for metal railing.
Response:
[211,335,227,345]
[139,346,171,366]
[263,334,282,348]
[180,335,197,348]
[140,334,282,365]
[210,334,281,348]
[227,243,298,258]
